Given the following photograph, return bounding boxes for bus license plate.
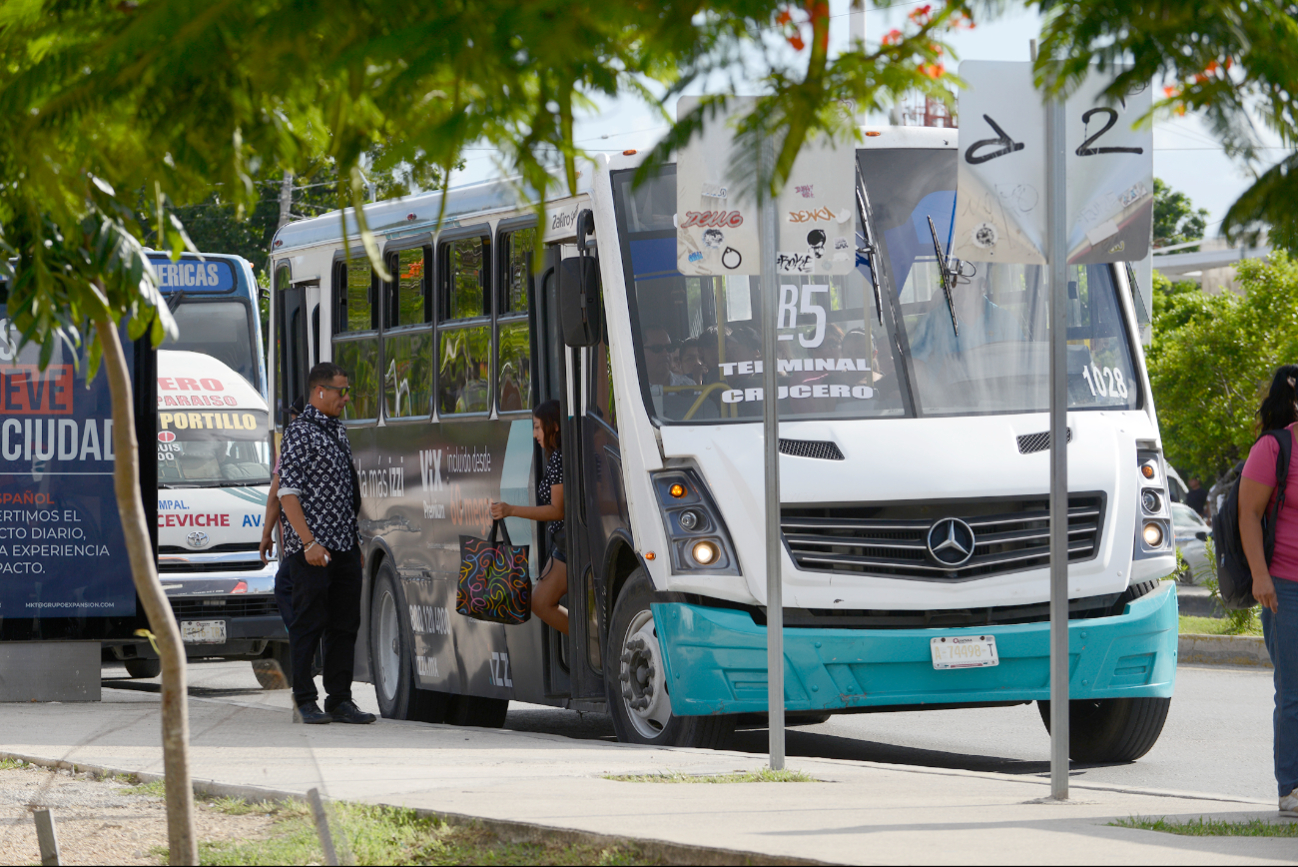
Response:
[181,620,227,644]
[930,635,998,670]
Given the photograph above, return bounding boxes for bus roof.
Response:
[269,125,957,256]
[157,349,267,412]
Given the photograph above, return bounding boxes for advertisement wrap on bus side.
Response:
[0,318,137,623]
[350,417,536,702]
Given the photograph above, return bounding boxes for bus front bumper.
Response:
[651,581,1178,716]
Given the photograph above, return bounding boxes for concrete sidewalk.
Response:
[2,689,1293,865]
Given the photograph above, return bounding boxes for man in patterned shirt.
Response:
[278,362,375,725]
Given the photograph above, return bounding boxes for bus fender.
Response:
[354,536,394,685]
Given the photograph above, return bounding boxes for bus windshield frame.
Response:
[611,158,1143,426]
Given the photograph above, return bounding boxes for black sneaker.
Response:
[294,701,332,724]
[329,699,376,725]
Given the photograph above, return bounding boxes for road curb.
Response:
[0,750,829,867]
[1179,633,1271,667]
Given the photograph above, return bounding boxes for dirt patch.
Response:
[0,764,275,866]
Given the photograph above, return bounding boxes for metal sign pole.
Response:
[1046,80,1070,801]
[760,136,785,771]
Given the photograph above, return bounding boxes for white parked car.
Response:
[1172,502,1212,584]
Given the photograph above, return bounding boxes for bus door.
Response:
[537,244,606,703]
[275,270,312,427]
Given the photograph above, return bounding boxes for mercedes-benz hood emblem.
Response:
[926,517,975,567]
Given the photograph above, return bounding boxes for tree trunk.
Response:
[95,318,197,865]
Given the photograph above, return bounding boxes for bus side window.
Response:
[497,227,534,414]
[437,233,491,415]
[332,256,381,421]
[383,246,434,419]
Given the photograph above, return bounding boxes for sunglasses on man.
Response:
[320,384,351,398]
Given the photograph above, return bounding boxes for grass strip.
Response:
[195,800,663,866]
[1178,615,1263,636]
[604,769,818,784]
[1111,815,1298,837]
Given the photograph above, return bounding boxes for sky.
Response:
[447,1,1289,239]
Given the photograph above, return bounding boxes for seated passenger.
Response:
[643,327,717,420]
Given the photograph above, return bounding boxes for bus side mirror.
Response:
[558,256,602,347]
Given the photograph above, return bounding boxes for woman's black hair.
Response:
[1258,364,1298,432]
[534,399,561,454]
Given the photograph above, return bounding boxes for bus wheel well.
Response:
[605,541,643,631]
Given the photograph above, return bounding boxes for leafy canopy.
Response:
[1147,253,1298,481]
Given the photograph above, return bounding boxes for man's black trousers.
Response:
[288,546,362,710]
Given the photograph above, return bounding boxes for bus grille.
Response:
[781,493,1105,581]
[778,439,845,461]
[170,597,279,619]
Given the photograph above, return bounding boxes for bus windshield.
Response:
[863,147,1140,416]
[157,408,272,487]
[165,301,259,392]
[612,157,1140,424]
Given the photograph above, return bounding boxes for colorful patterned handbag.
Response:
[456,520,531,625]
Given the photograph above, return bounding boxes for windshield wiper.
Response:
[926,215,960,337]
[165,289,185,312]
[854,172,885,325]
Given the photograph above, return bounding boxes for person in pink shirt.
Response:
[1239,364,1298,816]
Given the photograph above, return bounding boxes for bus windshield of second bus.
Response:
[612,153,1141,424]
[149,253,266,396]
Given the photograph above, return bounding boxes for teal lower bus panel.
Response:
[651,582,1178,716]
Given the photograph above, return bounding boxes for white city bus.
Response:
[267,125,1178,759]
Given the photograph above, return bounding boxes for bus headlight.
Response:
[651,469,741,575]
[1134,448,1172,557]
[691,540,719,565]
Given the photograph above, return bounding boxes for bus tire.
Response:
[604,569,736,749]
[1037,697,1171,763]
[123,658,161,679]
[252,641,293,689]
[370,561,451,722]
[445,695,509,728]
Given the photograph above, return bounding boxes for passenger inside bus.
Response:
[489,401,569,634]
[644,326,719,420]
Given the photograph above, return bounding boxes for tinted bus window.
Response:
[166,302,257,389]
[438,234,490,415]
[497,227,534,413]
[384,246,433,419]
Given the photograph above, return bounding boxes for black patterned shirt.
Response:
[277,405,359,555]
[538,448,563,543]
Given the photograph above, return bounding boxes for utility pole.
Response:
[277,171,294,231]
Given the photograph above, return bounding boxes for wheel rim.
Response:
[617,608,672,739]
[376,587,401,704]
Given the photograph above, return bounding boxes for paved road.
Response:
[104,660,1277,803]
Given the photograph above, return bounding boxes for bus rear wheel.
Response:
[370,560,450,723]
[604,570,735,749]
[1037,697,1171,763]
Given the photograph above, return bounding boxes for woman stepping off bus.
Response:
[490,400,568,634]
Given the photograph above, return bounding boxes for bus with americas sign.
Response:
[107,252,289,686]
[265,125,1178,759]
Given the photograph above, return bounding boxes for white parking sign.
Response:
[953,62,1153,265]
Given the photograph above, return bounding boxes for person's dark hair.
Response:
[534,399,561,454]
[308,362,347,390]
[1258,364,1298,431]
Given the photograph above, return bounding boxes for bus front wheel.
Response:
[369,560,450,724]
[1037,697,1171,763]
[604,570,735,749]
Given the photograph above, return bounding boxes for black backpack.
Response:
[1212,429,1293,609]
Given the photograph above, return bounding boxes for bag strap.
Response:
[1270,428,1293,524]
[488,518,514,550]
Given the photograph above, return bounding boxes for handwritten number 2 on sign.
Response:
[1076,108,1144,156]
[965,115,1025,165]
